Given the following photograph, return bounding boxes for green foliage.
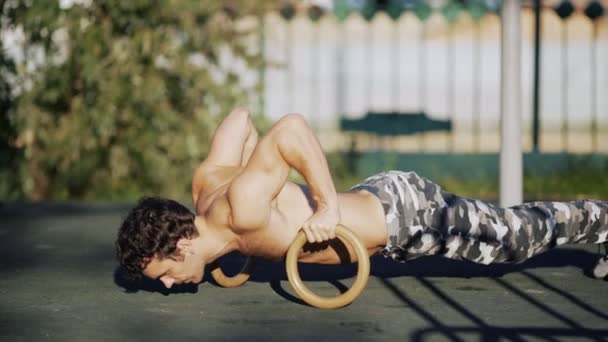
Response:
[327,153,608,201]
[523,156,608,201]
[439,159,608,202]
[333,0,352,22]
[441,0,463,24]
[0,36,22,200]
[414,1,432,21]
[1,0,277,200]
[326,152,362,191]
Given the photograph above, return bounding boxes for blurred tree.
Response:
[1,0,277,200]
[0,36,22,200]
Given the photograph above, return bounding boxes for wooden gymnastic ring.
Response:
[285,225,370,309]
[210,255,254,288]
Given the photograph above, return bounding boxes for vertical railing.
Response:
[416,2,430,151]
[443,1,460,152]
[584,1,605,151]
[279,3,295,114]
[257,13,266,119]
[555,1,574,152]
[309,5,324,130]
[532,0,542,153]
[260,0,607,154]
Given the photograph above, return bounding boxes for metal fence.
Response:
[258,0,607,153]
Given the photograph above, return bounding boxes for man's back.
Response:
[193,164,388,264]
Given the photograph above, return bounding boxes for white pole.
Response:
[500,0,523,207]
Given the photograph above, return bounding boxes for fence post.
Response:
[500,0,523,207]
[532,0,542,153]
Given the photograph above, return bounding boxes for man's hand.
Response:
[301,205,341,243]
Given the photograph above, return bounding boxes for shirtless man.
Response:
[115,108,608,289]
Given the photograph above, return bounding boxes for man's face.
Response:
[142,241,206,289]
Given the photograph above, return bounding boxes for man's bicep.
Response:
[228,137,290,230]
[228,172,272,230]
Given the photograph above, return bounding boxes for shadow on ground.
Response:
[113,247,605,294]
[2,202,607,341]
[112,248,608,340]
[381,275,608,341]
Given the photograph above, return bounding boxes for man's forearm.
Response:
[275,114,338,210]
[228,113,338,232]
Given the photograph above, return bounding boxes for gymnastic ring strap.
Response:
[285,225,370,309]
[210,254,255,288]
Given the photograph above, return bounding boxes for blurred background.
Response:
[1,0,607,203]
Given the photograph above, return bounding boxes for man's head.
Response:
[115,197,206,288]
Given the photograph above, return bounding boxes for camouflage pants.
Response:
[351,170,608,264]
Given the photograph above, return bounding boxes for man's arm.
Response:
[240,117,258,167]
[228,113,339,243]
[192,108,257,204]
[204,107,257,168]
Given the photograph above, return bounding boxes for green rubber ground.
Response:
[1,202,607,341]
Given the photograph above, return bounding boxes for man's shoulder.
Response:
[193,162,242,191]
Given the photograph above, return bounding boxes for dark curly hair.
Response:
[115,197,199,279]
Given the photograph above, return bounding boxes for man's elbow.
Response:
[231,107,251,121]
[279,113,308,128]
[271,113,310,141]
